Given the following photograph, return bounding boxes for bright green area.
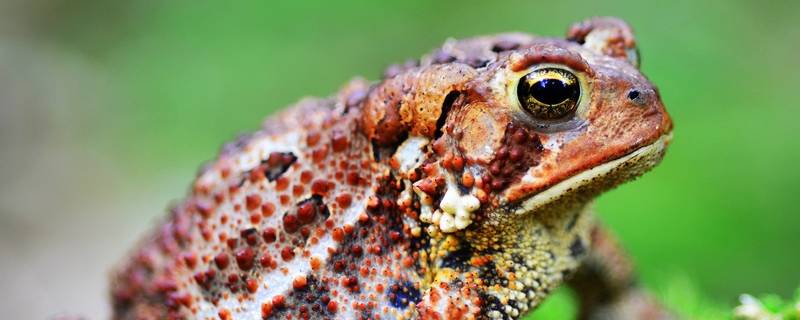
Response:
[48,1,799,318]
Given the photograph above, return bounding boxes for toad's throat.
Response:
[513,132,672,215]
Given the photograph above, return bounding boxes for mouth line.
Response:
[513,132,672,214]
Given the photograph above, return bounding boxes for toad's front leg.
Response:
[567,224,674,320]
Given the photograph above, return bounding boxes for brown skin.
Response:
[111,17,672,319]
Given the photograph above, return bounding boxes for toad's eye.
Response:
[517,68,580,120]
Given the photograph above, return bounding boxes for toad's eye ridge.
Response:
[517,68,580,120]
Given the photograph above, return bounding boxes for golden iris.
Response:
[517,68,580,120]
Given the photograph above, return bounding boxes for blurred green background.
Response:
[1,0,798,318]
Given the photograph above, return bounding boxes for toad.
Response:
[111,17,673,320]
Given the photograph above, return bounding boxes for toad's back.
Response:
[112,18,673,320]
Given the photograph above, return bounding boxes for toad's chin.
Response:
[513,132,673,215]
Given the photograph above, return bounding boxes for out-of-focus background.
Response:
[1,0,798,319]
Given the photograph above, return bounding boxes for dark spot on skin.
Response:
[511,254,526,266]
[479,292,506,317]
[388,281,421,308]
[565,212,579,231]
[466,57,489,68]
[491,39,520,52]
[431,50,456,64]
[260,152,297,181]
[371,140,381,161]
[456,182,470,195]
[569,238,586,258]
[344,89,367,114]
[477,259,500,287]
[371,132,407,162]
[240,228,258,246]
[435,91,459,139]
[440,242,473,271]
[627,89,640,100]
[569,37,586,45]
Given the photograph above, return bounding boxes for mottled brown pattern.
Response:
[111,17,673,320]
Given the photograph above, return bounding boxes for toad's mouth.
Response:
[512,132,673,214]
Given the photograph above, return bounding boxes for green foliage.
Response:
[658,275,730,319]
[733,287,800,320]
[524,275,730,319]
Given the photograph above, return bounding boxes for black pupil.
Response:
[530,78,575,105]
